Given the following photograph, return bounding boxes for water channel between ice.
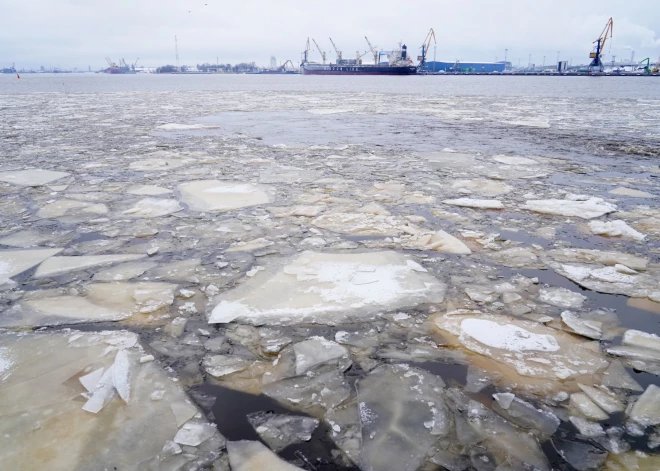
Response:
[1,78,660,471]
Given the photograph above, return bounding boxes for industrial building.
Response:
[423,61,511,73]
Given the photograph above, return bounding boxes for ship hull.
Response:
[303,64,417,76]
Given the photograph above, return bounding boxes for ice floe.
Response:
[0,330,223,470]
[433,313,609,383]
[178,180,271,212]
[443,198,504,209]
[0,169,69,186]
[589,220,646,241]
[0,247,62,279]
[34,254,146,278]
[523,197,617,219]
[208,251,446,325]
[122,198,183,218]
[227,440,303,470]
[0,282,177,327]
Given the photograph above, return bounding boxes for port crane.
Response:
[637,58,651,74]
[312,38,327,64]
[278,60,295,71]
[587,17,613,72]
[653,57,660,74]
[302,38,311,65]
[329,37,342,63]
[365,36,378,65]
[418,28,436,67]
[133,57,140,70]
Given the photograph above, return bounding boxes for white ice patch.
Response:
[588,220,646,242]
[442,198,504,209]
[0,169,69,186]
[0,248,63,279]
[460,318,560,352]
[522,198,616,219]
[209,251,446,325]
[178,180,271,212]
[0,346,15,380]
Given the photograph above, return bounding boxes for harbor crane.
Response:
[133,57,140,70]
[312,38,327,64]
[653,57,660,74]
[365,36,378,65]
[587,17,613,72]
[418,28,436,67]
[302,38,311,65]
[638,58,651,74]
[329,37,342,63]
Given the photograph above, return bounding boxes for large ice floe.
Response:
[433,313,609,388]
[522,197,617,219]
[178,180,271,212]
[545,248,659,297]
[208,251,446,325]
[0,169,69,186]
[0,247,63,279]
[34,254,146,278]
[0,282,177,327]
[0,330,223,470]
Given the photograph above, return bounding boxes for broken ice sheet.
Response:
[208,251,446,326]
[178,180,271,212]
[34,253,146,278]
[262,364,351,415]
[0,330,222,470]
[433,313,609,388]
[36,199,108,219]
[443,198,504,209]
[589,220,646,242]
[401,230,472,254]
[0,230,56,248]
[539,287,586,309]
[227,440,303,471]
[0,169,69,186]
[311,212,417,236]
[0,282,177,328]
[293,337,350,374]
[523,197,616,219]
[0,247,62,279]
[357,364,448,471]
[122,198,183,218]
[451,179,513,196]
[247,411,319,452]
[126,184,173,196]
[92,260,158,281]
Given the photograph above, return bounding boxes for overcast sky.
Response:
[1,0,659,69]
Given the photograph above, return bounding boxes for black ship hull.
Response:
[303,64,417,75]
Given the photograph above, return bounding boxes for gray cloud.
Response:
[1,0,658,69]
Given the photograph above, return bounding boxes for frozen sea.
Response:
[1,73,660,471]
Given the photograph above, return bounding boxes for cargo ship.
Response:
[302,40,418,76]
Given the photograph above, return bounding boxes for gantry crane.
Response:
[329,37,342,63]
[587,17,613,72]
[312,38,327,64]
[418,28,436,67]
[365,36,378,65]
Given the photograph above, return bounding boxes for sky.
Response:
[1,0,659,70]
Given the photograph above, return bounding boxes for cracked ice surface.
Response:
[2,80,660,470]
[208,251,446,325]
[0,330,223,470]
